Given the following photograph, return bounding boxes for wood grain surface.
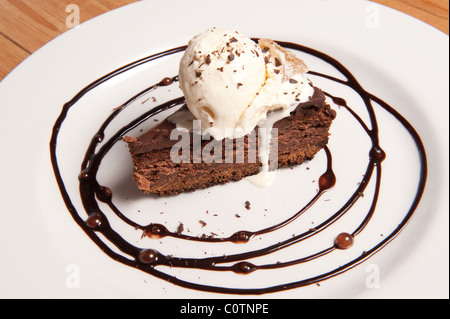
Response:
[0,0,448,81]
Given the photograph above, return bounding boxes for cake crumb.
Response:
[245,201,251,210]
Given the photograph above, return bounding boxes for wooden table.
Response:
[0,0,448,81]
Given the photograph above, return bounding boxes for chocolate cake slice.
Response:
[124,87,335,195]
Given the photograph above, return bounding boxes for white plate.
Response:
[0,0,448,299]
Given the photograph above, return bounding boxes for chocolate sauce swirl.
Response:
[50,41,427,295]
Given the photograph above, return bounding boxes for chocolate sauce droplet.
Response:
[138,249,159,265]
[331,96,347,107]
[231,231,252,243]
[86,213,102,229]
[96,186,112,203]
[78,170,90,181]
[335,232,354,250]
[94,133,104,144]
[318,171,336,192]
[369,146,386,165]
[161,77,173,86]
[232,262,256,274]
[144,223,168,239]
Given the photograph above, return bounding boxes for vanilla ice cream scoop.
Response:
[178,28,314,140]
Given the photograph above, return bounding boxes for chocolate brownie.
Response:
[124,87,335,195]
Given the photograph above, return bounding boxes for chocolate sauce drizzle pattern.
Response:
[50,41,427,294]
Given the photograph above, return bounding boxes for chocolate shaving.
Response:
[205,55,211,65]
[176,223,184,235]
[228,54,235,62]
[229,37,238,43]
[274,58,282,67]
[289,78,298,84]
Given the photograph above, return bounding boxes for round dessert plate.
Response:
[0,0,448,299]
